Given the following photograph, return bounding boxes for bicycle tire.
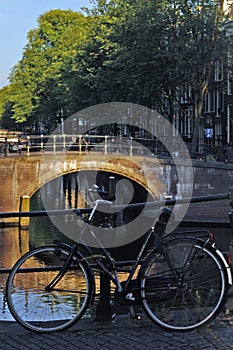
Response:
[6,245,93,333]
[139,236,228,331]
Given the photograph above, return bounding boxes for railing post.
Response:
[26,136,30,156]
[53,135,56,154]
[229,186,233,208]
[104,135,108,154]
[63,134,66,152]
[19,195,30,228]
[79,135,82,154]
[130,136,133,156]
[40,134,44,152]
[95,176,116,323]
[4,137,8,157]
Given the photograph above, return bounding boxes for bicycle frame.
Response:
[82,224,155,292]
[45,199,158,293]
[48,199,180,295]
[47,198,233,299]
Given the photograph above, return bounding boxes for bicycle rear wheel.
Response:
[139,237,228,331]
[6,245,93,333]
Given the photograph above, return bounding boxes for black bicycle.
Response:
[6,192,232,333]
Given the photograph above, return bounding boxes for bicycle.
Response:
[6,188,232,333]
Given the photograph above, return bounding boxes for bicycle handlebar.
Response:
[88,184,108,195]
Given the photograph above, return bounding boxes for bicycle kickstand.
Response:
[129,305,142,321]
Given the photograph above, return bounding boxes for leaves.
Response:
[1,10,92,126]
[0,0,231,141]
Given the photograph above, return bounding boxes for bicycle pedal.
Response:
[130,313,142,320]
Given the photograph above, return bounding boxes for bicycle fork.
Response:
[44,245,77,292]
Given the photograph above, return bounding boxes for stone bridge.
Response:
[0,152,195,226]
[1,151,233,227]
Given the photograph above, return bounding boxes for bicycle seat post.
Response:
[88,200,99,222]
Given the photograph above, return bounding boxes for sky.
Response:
[0,0,92,88]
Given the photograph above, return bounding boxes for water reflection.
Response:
[8,247,91,329]
[0,226,28,321]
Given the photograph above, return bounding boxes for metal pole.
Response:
[95,272,116,323]
[26,136,30,156]
[95,175,117,322]
[104,135,108,154]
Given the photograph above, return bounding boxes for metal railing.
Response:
[0,191,231,220]
[0,133,198,159]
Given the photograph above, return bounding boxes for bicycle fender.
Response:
[198,240,233,287]
[196,240,233,287]
[215,248,232,286]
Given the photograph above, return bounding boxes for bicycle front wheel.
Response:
[139,237,228,331]
[6,245,93,333]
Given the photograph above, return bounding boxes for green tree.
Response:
[1,0,231,150]
[4,10,92,127]
[74,0,131,107]
[83,0,231,149]
[173,0,230,151]
[0,85,16,129]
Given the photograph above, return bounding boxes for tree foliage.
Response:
[1,10,92,128]
[0,1,232,149]
[79,0,230,150]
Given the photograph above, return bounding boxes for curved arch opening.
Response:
[30,170,155,259]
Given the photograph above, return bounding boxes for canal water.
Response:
[1,171,233,321]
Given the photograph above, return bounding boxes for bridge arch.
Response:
[31,169,155,203]
[33,154,164,199]
[0,154,166,226]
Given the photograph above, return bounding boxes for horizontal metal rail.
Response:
[0,207,92,218]
[0,259,137,274]
[0,192,231,219]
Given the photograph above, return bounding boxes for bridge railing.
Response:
[0,133,194,158]
[2,133,232,162]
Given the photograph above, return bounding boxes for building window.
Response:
[180,84,192,103]
[208,91,215,112]
[203,91,215,112]
[228,72,233,95]
[215,121,222,145]
[214,60,223,81]
[227,104,233,144]
[216,90,224,113]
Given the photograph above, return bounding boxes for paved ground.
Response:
[1,311,233,350]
